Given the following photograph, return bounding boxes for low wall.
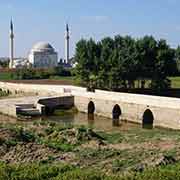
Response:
[38,96,74,109]
[0,82,66,96]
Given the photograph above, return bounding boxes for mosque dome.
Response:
[31,42,55,53]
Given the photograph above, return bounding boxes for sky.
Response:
[1,0,180,59]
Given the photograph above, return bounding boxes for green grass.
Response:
[169,76,180,88]
[0,72,12,80]
[135,77,180,89]
[1,122,180,179]
[0,71,75,81]
[0,162,180,180]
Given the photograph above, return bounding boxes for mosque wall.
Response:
[28,42,58,68]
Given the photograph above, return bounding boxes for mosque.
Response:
[28,42,58,68]
[9,20,70,69]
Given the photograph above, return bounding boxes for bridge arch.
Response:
[142,109,154,129]
[112,104,122,119]
[88,101,95,114]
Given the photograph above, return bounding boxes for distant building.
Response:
[7,21,71,69]
[28,42,58,68]
[12,58,29,69]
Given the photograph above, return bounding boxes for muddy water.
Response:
[0,112,140,131]
[43,112,140,131]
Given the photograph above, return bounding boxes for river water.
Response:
[0,112,140,132]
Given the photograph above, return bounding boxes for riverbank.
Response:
[0,120,180,179]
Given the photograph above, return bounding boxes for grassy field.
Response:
[169,76,180,88]
[0,72,12,80]
[0,121,179,179]
[0,71,74,81]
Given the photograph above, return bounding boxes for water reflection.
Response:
[87,114,94,127]
[142,124,153,130]
[112,118,120,127]
[0,112,141,131]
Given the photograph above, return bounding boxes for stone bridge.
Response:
[0,82,180,129]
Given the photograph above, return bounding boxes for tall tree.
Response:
[151,39,175,91]
[136,36,157,88]
[175,46,180,74]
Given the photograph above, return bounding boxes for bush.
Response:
[8,126,37,143]
[12,66,72,80]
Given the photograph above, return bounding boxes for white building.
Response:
[28,42,58,68]
[12,58,29,69]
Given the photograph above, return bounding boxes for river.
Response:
[0,111,140,131]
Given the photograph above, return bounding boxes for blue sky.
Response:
[0,0,180,58]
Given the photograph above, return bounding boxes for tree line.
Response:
[74,35,180,92]
[9,66,72,80]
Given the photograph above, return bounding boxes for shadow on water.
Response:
[87,113,94,127]
[0,110,154,132]
[112,118,120,127]
[143,124,153,129]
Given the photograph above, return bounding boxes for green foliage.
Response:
[0,72,13,80]
[53,65,72,76]
[9,66,72,80]
[1,122,180,179]
[44,140,75,152]
[74,35,177,91]
[5,139,17,148]
[8,125,37,143]
[0,163,76,180]
[0,60,9,68]
[12,68,52,80]
[97,131,124,144]
[169,76,180,88]
[175,46,180,75]
[1,162,180,180]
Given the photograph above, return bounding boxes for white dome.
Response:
[31,42,55,52]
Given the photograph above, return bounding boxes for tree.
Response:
[136,36,157,88]
[74,38,100,88]
[99,37,114,89]
[151,39,175,91]
[74,35,176,92]
[74,39,89,85]
[175,46,180,74]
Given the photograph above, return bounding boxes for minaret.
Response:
[9,19,14,69]
[65,23,70,64]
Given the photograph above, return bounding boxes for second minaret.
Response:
[9,19,14,69]
[65,24,70,64]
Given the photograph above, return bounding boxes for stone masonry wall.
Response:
[0,82,180,129]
